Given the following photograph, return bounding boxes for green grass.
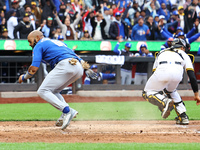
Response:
[0,143,200,150]
[0,101,199,121]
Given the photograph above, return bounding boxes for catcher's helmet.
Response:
[171,38,186,48]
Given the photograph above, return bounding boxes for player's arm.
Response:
[187,69,200,105]
[18,66,39,83]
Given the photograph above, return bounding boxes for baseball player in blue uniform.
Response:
[18,30,96,130]
[142,38,200,125]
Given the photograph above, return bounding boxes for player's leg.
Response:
[121,70,126,85]
[167,90,189,125]
[126,71,132,85]
[37,59,83,129]
[143,72,173,118]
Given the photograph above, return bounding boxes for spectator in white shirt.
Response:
[7,9,18,39]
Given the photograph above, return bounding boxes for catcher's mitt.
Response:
[85,69,98,79]
[81,60,90,69]
[69,58,78,65]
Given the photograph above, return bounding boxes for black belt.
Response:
[159,61,181,65]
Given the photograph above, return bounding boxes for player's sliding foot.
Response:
[161,98,174,119]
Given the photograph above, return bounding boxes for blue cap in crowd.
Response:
[58,35,64,40]
[90,64,97,69]
[177,32,184,36]
[115,12,121,16]
[125,42,132,48]
[177,27,183,31]
[138,16,143,20]
[140,44,147,49]
[172,10,178,15]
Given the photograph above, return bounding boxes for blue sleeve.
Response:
[31,44,43,67]
[165,21,178,31]
[163,27,173,37]
[197,47,200,56]
[188,33,200,44]
[84,77,90,84]
[113,43,121,55]
[102,73,116,80]
[160,29,170,39]
[186,27,196,38]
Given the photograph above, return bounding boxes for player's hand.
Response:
[18,75,24,84]
[194,93,200,105]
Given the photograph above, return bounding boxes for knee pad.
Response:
[142,91,166,112]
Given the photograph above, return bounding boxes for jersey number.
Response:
[51,40,67,47]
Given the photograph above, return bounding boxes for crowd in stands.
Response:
[0,0,200,41]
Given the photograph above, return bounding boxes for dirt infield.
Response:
[0,95,200,143]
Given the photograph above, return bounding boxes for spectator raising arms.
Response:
[91,12,107,40]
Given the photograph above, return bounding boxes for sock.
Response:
[62,106,70,113]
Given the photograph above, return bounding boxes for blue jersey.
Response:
[31,38,82,69]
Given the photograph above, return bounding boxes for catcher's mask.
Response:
[171,38,186,49]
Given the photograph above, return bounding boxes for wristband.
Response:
[24,71,33,80]
[22,74,25,81]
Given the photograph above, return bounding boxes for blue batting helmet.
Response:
[125,42,132,48]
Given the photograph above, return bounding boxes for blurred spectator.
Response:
[113,36,134,85]
[7,9,18,39]
[13,13,34,39]
[91,11,107,40]
[184,0,191,9]
[72,0,81,14]
[133,11,140,25]
[25,5,36,30]
[10,0,25,22]
[84,64,115,84]
[80,30,92,40]
[52,0,61,13]
[128,1,141,21]
[145,16,159,40]
[84,0,93,9]
[57,2,67,23]
[178,6,190,33]
[109,12,129,40]
[131,16,151,40]
[41,0,56,22]
[160,37,173,50]
[0,27,9,39]
[0,0,11,13]
[54,11,82,40]
[92,0,101,12]
[143,0,160,18]
[31,1,43,25]
[41,16,56,38]
[134,44,153,85]
[101,5,113,39]
[53,26,62,39]
[185,0,198,30]
[82,9,95,36]
[113,1,125,16]
[157,2,170,22]
[65,0,77,22]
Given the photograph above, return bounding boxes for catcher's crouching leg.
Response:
[142,91,166,112]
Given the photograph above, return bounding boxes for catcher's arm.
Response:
[18,66,38,83]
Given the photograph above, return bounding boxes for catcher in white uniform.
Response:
[142,38,200,125]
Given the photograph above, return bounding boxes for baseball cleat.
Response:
[161,98,174,119]
[175,113,189,125]
[61,108,78,130]
[55,113,64,127]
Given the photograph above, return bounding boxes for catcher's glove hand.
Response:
[69,58,78,65]
[81,60,90,69]
[85,69,98,79]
